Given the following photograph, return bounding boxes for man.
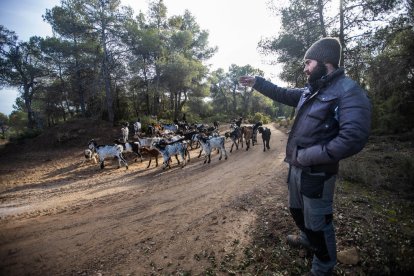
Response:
[239,37,371,275]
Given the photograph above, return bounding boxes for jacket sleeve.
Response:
[253,77,303,107]
[297,82,371,166]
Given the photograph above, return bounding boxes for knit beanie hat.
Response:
[304,37,341,66]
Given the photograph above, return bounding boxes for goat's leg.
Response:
[186,149,191,162]
[118,154,129,169]
[100,160,105,169]
[147,157,152,168]
[134,152,143,162]
[162,157,169,170]
[182,153,186,167]
[175,154,180,165]
[222,146,228,160]
[203,151,210,164]
[198,149,203,158]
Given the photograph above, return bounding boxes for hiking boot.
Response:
[286,234,312,249]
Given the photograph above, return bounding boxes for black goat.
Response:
[225,126,242,153]
[257,126,271,152]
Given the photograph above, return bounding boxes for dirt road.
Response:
[0,125,290,275]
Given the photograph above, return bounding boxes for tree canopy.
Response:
[1,0,412,135]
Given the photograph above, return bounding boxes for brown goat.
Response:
[241,126,254,151]
[140,147,160,168]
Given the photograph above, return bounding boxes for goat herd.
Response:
[84,120,272,171]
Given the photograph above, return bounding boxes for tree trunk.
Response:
[339,0,345,67]
[232,82,237,114]
[143,61,151,115]
[101,28,114,123]
[219,88,229,112]
[74,38,86,117]
[317,0,327,37]
[153,64,160,116]
[178,91,188,118]
[23,84,36,129]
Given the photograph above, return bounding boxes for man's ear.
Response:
[325,63,336,74]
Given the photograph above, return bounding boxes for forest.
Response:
[0,0,413,136]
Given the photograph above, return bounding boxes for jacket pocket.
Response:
[307,95,338,121]
[300,171,329,198]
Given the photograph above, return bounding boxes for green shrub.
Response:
[249,112,271,124]
[9,129,42,144]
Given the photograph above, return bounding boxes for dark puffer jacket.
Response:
[253,68,371,174]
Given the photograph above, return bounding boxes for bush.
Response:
[339,137,414,194]
[9,129,42,144]
[249,112,272,124]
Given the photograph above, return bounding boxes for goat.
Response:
[146,124,162,137]
[231,117,243,127]
[241,126,254,151]
[257,126,271,152]
[152,139,190,170]
[230,123,243,148]
[225,126,242,153]
[80,149,98,165]
[140,147,161,168]
[135,136,162,148]
[113,139,143,162]
[252,122,263,145]
[88,139,128,170]
[176,130,200,149]
[162,124,179,133]
[192,133,228,164]
[174,120,189,132]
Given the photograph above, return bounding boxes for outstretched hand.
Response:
[239,76,256,87]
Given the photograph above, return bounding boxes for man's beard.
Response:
[308,61,328,84]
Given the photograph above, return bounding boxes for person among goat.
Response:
[121,122,129,143]
[239,37,371,276]
[133,118,142,136]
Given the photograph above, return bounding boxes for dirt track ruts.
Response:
[0,124,289,275]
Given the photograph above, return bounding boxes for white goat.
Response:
[152,139,189,169]
[136,136,162,148]
[88,139,128,170]
[192,133,228,164]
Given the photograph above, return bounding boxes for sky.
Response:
[0,0,282,116]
